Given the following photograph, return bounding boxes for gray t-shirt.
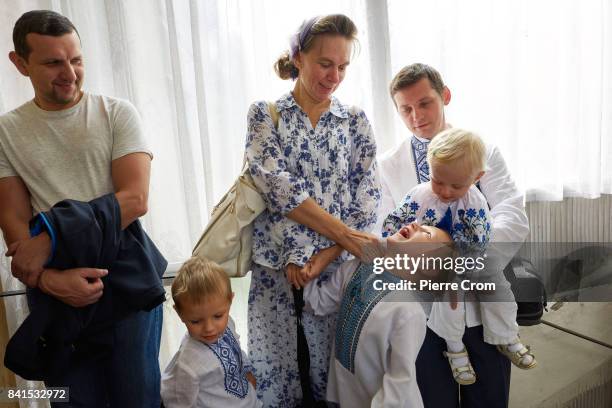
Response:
[0,93,151,213]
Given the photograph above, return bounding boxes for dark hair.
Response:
[389,63,446,99]
[275,14,358,80]
[13,10,79,60]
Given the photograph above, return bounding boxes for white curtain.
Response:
[386,0,612,202]
[0,0,611,402]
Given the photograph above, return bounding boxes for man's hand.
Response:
[38,267,108,307]
[6,232,52,287]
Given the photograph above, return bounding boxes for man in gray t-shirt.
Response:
[0,10,162,407]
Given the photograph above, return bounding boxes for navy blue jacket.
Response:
[5,193,167,380]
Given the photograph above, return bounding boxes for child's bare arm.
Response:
[246,372,256,389]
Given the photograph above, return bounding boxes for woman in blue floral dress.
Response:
[245,14,381,407]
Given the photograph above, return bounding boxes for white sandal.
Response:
[443,349,476,385]
[497,341,537,369]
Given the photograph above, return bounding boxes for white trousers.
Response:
[427,270,519,345]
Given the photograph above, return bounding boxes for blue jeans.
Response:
[45,305,163,408]
[416,325,511,408]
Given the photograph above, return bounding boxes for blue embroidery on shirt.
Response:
[335,263,399,373]
[206,328,249,399]
[436,207,453,235]
[453,206,489,254]
[382,195,418,238]
[411,136,430,183]
[382,184,490,256]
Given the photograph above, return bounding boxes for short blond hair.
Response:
[427,128,486,175]
[171,257,232,311]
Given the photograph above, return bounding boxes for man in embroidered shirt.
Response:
[378,63,529,408]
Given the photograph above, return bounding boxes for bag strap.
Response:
[242,102,279,170]
[268,102,280,129]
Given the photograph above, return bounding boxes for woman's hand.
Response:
[285,198,383,262]
[342,229,384,263]
[286,245,344,289]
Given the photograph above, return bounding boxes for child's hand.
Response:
[246,371,256,389]
[449,289,458,310]
[286,263,308,289]
[298,262,314,285]
[294,262,317,288]
[304,245,344,281]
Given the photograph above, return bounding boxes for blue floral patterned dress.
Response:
[245,93,380,406]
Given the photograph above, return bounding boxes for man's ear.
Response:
[9,51,29,77]
[474,170,485,183]
[442,86,451,105]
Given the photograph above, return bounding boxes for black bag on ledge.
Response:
[503,257,547,326]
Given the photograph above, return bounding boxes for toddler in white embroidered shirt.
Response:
[382,128,537,385]
[161,257,262,408]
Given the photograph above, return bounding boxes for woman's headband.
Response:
[289,16,320,61]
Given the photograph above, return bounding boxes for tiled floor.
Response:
[510,302,612,407]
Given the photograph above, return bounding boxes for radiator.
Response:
[563,380,612,408]
[524,196,612,290]
[526,195,612,243]
[525,197,612,408]
[539,360,612,408]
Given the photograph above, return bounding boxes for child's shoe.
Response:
[497,339,537,369]
[443,349,476,385]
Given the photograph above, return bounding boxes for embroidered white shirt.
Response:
[305,259,426,408]
[161,318,261,408]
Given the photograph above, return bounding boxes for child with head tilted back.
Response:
[383,128,536,385]
[161,257,262,408]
